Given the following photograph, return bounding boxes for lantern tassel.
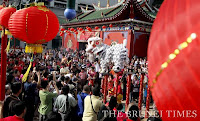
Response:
[5,38,10,54]
[22,55,33,83]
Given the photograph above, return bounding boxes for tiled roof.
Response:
[69,5,123,23]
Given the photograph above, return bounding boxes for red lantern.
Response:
[68,28,70,30]
[8,5,59,44]
[70,28,74,32]
[82,30,85,34]
[75,31,78,34]
[102,25,106,29]
[67,33,71,36]
[87,27,92,32]
[148,0,200,121]
[109,24,113,28]
[0,7,16,28]
[95,26,99,30]
[60,28,65,31]
[79,27,83,31]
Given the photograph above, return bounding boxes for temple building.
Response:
[61,0,159,57]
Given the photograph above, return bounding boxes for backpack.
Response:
[64,95,72,121]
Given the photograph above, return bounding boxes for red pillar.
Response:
[114,73,119,97]
[125,74,131,110]
[103,75,108,103]
[0,28,7,101]
[145,80,150,118]
[101,77,105,96]
[138,73,144,110]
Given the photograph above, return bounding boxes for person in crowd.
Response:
[0,101,26,121]
[77,85,90,121]
[38,80,59,121]
[82,87,103,121]
[2,82,22,118]
[79,67,87,88]
[98,96,118,121]
[147,117,162,121]
[5,85,11,99]
[45,112,62,121]
[54,85,77,121]
[124,105,140,121]
[24,71,41,121]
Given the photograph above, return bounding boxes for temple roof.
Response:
[62,0,160,27]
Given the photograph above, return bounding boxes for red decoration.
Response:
[148,0,200,121]
[102,25,106,29]
[8,6,59,44]
[109,24,113,28]
[87,27,92,32]
[67,33,71,36]
[68,28,70,30]
[0,7,16,29]
[82,30,85,34]
[70,28,74,32]
[79,27,83,31]
[60,28,65,31]
[95,26,99,30]
[75,31,78,34]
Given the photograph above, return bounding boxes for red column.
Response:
[145,80,150,118]
[103,75,108,103]
[0,28,7,101]
[114,73,119,97]
[125,74,131,110]
[138,73,144,110]
[101,77,105,96]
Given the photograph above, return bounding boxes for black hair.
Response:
[92,87,100,96]
[83,85,90,92]
[13,101,26,116]
[56,81,62,90]
[15,60,18,65]
[109,96,117,110]
[60,76,65,82]
[128,105,139,121]
[11,82,22,94]
[117,103,123,110]
[147,117,162,121]
[41,81,49,89]
[62,85,69,95]
[45,111,62,121]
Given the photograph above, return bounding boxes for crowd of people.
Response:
[0,48,161,121]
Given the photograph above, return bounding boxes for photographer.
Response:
[54,85,78,121]
[38,80,59,121]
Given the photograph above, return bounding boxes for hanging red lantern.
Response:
[8,4,59,53]
[95,26,99,30]
[67,32,71,36]
[102,25,106,29]
[68,28,70,30]
[0,7,16,29]
[87,27,92,32]
[75,31,78,34]
[109,24,113,28]
[70,28,74,32]
[79,27,83,31]
[148,0,200,121]
[82,30,85,34]
[60,28,65,31]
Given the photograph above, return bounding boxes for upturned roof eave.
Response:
[61,19,153,28]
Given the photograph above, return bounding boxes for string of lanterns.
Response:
[59,23,150,37]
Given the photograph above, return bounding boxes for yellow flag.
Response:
[6,39,10,54]
[22,56,33,83]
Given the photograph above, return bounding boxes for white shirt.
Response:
[54,94,77,113]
